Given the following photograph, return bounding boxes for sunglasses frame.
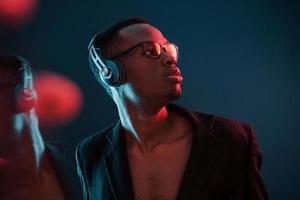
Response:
[108,41,178,60]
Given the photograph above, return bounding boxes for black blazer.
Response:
[76,104,268,200]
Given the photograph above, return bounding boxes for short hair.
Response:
[89,17,149,98]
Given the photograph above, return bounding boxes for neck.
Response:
[116,99,174,152]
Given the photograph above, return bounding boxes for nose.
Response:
[162,54,178,67]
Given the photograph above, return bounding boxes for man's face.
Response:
[115,23,183,104]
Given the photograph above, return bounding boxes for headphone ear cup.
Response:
[14,84,37,113]
[101,60,126,87]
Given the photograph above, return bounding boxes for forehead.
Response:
[118,23,168,48]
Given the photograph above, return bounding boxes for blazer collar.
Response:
[103,104,223,200]
[167,104,223,199]
[104,121,135,200]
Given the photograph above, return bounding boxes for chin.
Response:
[165,86,182,101]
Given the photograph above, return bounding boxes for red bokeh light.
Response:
[34,71,83,128]
[0,0,38,26]
[0,158,8,167]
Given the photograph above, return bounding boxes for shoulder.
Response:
[168,104,255,148]
[193,111,255,150]
[75,122,116,162]
[194,111,264,164]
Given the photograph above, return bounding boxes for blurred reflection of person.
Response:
[0,55,80,200]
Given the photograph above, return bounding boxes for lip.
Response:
[164,67,183,83]
[166,75,183,83]
[164,67,181,77]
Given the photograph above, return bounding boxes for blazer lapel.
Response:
[103,121,134,200]
[167,104,223,200]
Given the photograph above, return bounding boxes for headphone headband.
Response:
[19,61,33,89]
[88,33,126,87]
[89,45,112,78]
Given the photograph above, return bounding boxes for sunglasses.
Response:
[108,41,178,60]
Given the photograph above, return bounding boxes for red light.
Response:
[0,0,38,26]
[0,158,8,167]
[34,71,83,128]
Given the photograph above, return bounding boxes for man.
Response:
[76,18,268,200]
[0,56,80,200]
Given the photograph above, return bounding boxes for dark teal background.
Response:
[1,0,299,199]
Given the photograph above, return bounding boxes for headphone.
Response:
[88,33,126,87]
[13,58,37,113]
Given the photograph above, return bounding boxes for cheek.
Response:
[122,57,167,94]
[128,67,161,91]
[125,60,160,82]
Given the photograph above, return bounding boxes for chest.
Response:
[127,142,192,200]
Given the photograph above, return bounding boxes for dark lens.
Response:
[144,42,161,57]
